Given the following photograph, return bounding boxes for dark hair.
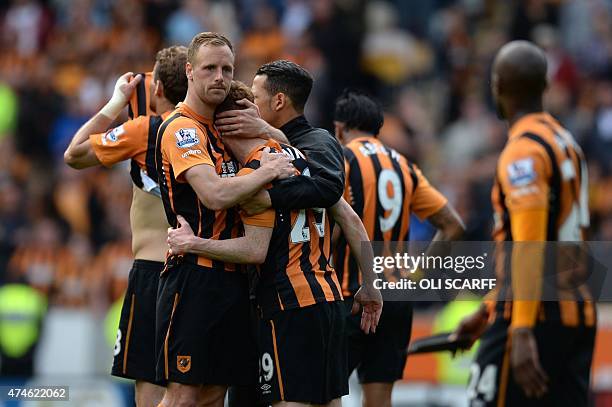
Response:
[216,80,254,114]
[154,45,188,105]
[334,89,384,136]
[255,60,313,112]
[188,32,234,64]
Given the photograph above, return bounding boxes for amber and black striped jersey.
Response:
[335,136,447,297]
[128,72,155,119]
[90,111,169,197]
[90,71,165,196]
[156,103,242,272]
[490,112,594,327]
[239,139,342,314]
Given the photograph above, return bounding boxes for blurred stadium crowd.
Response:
[1,0,612,314]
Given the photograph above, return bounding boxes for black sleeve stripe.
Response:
[389,155,407,242]
[366,146,385,243]
[146,116,163,182]
[135,72,147,117]
[155,112,184,227]
[521,132,562,322]
[129,159,144,188]
[343,147,364,216]
[407,162,418,193]
[520,132,561,241]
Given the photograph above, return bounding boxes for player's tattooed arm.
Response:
[330,198,383,334]
[427,204,465,242]
[184,148,295,210]
[215,99,289,143]
[64,72,141,169]
[167,215,272,264]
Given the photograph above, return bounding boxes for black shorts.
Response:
[469,317,596,407]
[155,261,257,386]
[228,298,266,407]
[111,259,163,384]
[345,299,413,383]
[258,301,348,405]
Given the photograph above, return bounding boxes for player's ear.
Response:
[154,79,164,97]
[333,121,345,143]
[186,62,193,81]
[273,92,286,112]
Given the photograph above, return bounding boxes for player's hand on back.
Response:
[101,72,142,119]
[511,327,549,398]
[167,215,196,255]
[259,147,295,180]
[352,284,383,334]
[114,72,142,105]
[215,99,270,138]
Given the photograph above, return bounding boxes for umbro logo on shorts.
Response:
[177,355,191,373]
[260,383,272,395]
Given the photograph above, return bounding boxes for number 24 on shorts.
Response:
[467,364,497,402]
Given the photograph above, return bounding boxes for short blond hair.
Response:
[187,32,234,64]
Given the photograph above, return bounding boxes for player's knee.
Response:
[363,396,391,407]
[323,398,343,407]
[362,383,392,407]
[162,383,201,407]
[197,386,226,407]
[135,381,165,407]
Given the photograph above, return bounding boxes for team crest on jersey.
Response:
[102,125,125,145]
[177,355,191,373]
[175,128,199,149]
[507,158,536,186]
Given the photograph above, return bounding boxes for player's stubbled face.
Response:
[252,74,275,125]
[191,45,234,106]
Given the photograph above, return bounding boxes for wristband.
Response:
[100,93,128,119]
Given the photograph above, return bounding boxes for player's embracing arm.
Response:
[165,152,278,262]
[242,130,345,213]
[167,215,273,264]
[269,130,345,209]
[184,149,294,211]
[215,100,343,210]
[160,120,295,211]
[64,72,143,168]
